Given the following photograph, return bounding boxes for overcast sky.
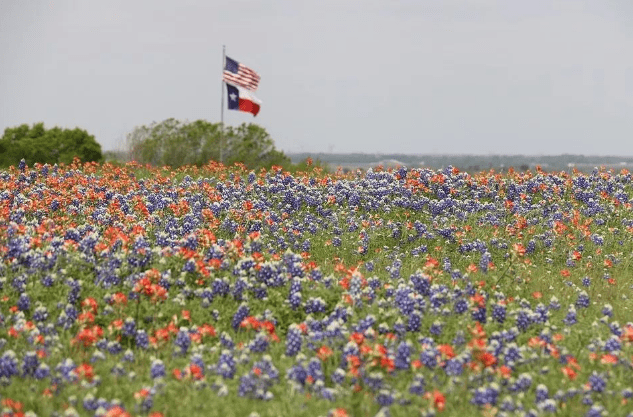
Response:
[2,0,633,155]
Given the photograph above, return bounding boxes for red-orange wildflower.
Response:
[317,345,334,361]
[350,332,364,346]
[512,243,526,256]
[105,406,131,417]
[600,354,618,365]
[329,408,349,417]
[437,344,456,359]
[561,366,577,380]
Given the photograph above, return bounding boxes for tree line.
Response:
[125,119,291,169]
[1,119,299,171]
[0,123,103,167]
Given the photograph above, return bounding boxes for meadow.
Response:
[1,158,632,417]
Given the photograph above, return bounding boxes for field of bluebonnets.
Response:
[1,158,633,417]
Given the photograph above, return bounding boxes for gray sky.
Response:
[2,0,633,155]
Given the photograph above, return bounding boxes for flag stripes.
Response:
[223,56,260,91]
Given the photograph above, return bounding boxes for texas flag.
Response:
[226,83,261,116]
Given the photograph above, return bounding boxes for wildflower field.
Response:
[2,159,633,417]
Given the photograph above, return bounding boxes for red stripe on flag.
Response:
[223,72,259,91]
[223,63,260,91]
[238,98,260,116]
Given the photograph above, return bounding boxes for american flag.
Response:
[223,56,260,91]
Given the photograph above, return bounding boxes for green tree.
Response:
[223,123,291,169]
[126,119,291,170]
[0,122,103,167]
[127,118,221,167]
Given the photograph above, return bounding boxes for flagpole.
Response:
[220,45,225,164]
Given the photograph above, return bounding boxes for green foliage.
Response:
[0,122,103,167]
[127,119,292,170]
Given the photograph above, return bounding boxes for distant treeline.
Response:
[287,153,633,174]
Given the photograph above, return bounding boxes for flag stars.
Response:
[229,93,237,102]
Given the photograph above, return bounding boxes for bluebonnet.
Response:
[454,298,469,314]
[471,307,487,324]
[395,341,413,370]
[340,342,360,368]
[150,358,165,379]
[304,297,327,314]
[533,303,549,324]
[107,341,123,355]
[364,371,384,391]
[212,278,230,297]
[406,312,421,332]
[17,293,31,311]
[33,304,49,322]
[409,374,426,395]
[510,373,532,392]
[321,387,336,401]
[238,372,272,400]
[588,372,606,393]
[231,277,248,301]
[217,350,236,379]
[111,363,126,376]
[20,351,39,377]
[590,234,604,246]
[306,357,324,382]
[135,330,149,349]
[248,332,269,353]
[285,325,302,357]
[96,338,108,350]
[122,350,135,362]
[83,394,98,411]
[492,304,506,324]
[538,398,557,413]
[174,327,191,355]
[575,291,590,308]
[429,320,443,336]
[220,332,235,349]
[499,396,515,412]
[535,384,549,403]
[394,286,414,315]
[289,292,302,310]
[34,363,50,379]
[563,305,577,326]
[609,322,622,337]
[376,390,394,407]
[331,368,346,385]
[232,303,250,330]
[56,358,77,381]
[444,358,463,376]
[453,330,466,346]
[515,309,531,332]
[603,336,621,353]
[389,259,402,279]
[471,384,500,406]
[585,405,606,417]
[122,317,136,337]
[419,347,439,369]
